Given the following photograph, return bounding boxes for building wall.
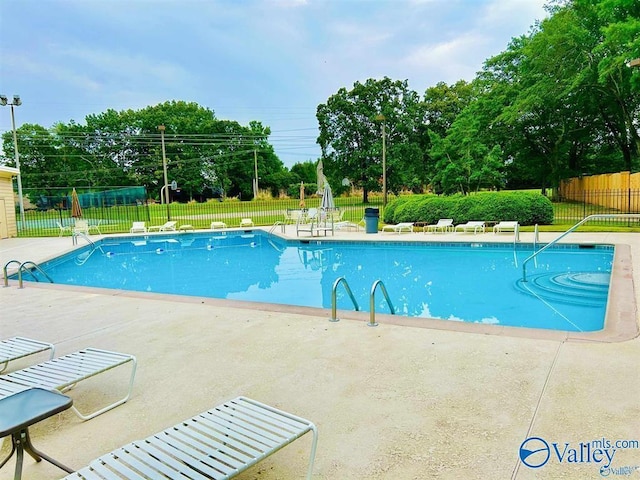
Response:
[0,174,17,238]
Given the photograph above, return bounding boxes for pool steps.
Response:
[522,213,640,281]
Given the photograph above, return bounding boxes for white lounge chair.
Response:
[335,219,361,231]
[494,221,520,241]
[0,337,55,373]
[148,221,177,232]
[0,348,137,421]
[62,396,318,480]
[210,221,227,229]
[239,218,254,228]
[493,221,519,233]
[129,221,147,233]
[454,221,486,234]
[424,219,454,233]
[381,222,414,234]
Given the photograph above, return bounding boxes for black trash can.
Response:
[364,207,379,234]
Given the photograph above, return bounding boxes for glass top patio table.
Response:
[0,387,74,479]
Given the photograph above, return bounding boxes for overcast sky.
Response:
[0,0,547,168]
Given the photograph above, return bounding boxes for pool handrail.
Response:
[18,261,54,288]
[521,213,640,282]
[369,280,395,327]
[331,277,359,322]
[3,260,21,287]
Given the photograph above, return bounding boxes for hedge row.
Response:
[382,192,554,226]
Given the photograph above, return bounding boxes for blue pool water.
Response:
[23,232,613,332]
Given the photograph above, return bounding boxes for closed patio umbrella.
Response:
[316,159,324,194]
[71,188,83,218]
[320,180,335,211]
[299,182,305,208]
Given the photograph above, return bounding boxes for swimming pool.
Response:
[20,231,614,332]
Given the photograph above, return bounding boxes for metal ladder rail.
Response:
[73,232,103,250]
[369,280,395,327]
[522,213,640,282]
[75,246,101,265]
[3,260,22,287]
[330,277,360,322]
[266,236,285,253]
[18,261,54,288]
[72,234,105,265]
[269,221,285,235]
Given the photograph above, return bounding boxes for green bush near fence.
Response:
[382,192,554,226]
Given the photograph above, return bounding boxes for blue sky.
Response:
[0,0,547,168]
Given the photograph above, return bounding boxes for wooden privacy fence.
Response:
[559,171,640,212]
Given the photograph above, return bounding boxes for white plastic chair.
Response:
[129,222,147,233]
[73,219,90,235]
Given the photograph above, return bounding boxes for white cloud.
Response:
[51,45,192,91]
[0,0,551,166]
[397,33,489,86]
[481,0,547,30]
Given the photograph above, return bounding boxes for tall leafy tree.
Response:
[483,0,640,194]
[290,160,317,184]
[422,80,475,138]
[317,77,424,202]
[429,112,504,194]
[2,101,289,202]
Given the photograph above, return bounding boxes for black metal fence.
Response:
[16,194,380,237]
[13,189,640,237]
[554,189,640,226]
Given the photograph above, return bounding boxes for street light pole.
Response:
[375,114,387,206]
[253,149,259,200]
[382,120,387,206]
[0,94,25,226]
[158,125,170,221]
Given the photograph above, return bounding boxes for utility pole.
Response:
[375,114,387,206]
[253,150,259,200]
[382,120,387,206]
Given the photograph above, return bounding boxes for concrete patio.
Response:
[0,229,638,479]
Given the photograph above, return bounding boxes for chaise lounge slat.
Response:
[0,336,55,373]
[62,396,318,480]
[0,348,136,421]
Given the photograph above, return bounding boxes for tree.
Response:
[290,160,317,184]
[428,111,504,194]
[1,101,289,202]
[317,77,424,202]
[480,0,640,195]
[422,80,475,138]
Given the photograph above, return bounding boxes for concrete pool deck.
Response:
[0,229,639,479]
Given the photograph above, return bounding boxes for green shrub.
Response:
[382,195,412,223]
[383,192,553,225]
